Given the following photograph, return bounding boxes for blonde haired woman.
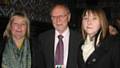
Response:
[0,11,42,68]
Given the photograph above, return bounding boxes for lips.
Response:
[16,30,22,33]
[87,26,93,29]
[56,23,63,26]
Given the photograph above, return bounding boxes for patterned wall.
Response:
[0,0,120,22]
[0,0,53,22]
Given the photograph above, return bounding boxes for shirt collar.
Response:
[55,27,69,38]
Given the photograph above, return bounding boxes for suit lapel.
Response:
[85,38,110,64]
[67,30,81,68]
[47,30,55,67]
[67,33,74,67]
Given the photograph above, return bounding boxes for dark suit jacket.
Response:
[78,35,120,68]
[0,37,42,68]
[38,29,83,68]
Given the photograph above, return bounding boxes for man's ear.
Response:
[68,13,71,22]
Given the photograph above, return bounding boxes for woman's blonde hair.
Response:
[3,11,30,39]
[81,8,109,41]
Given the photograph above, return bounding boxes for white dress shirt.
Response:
[54,27,70,68]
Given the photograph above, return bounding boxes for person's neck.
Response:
[88,35,95,41]
[13,37,25,49]
[57,27,68,34]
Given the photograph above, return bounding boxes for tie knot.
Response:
[58,35,63,39]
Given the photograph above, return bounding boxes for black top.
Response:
[78,35,120,68]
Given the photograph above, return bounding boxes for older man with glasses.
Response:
[38,3,83,68]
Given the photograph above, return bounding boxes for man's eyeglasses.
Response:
[51,14,68,20]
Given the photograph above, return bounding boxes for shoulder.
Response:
[101,35,120,50]
[39,29,54,37]
[70,29,80,36]
[70,29,83,40]
[106,35,120,44]
[38,29,55,41]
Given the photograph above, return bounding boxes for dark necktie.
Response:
[55,35,64,65]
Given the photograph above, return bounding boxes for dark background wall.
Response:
[0,0,120,38]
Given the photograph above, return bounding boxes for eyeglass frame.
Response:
[51,14,68,20]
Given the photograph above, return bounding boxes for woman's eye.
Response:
[83,17,88,20]
[93,17,97,20]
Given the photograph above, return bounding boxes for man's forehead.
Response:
[52,6,68,14]
[53,5,66,11]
